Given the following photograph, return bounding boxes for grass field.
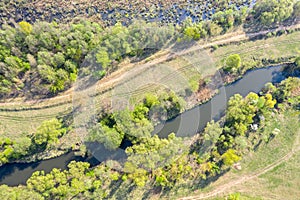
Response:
[223,110,300,199]
[0,30,299,151]
[177,108,300,200]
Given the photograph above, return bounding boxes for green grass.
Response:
[239,110,299,173]
[228,150,300,200]
[212,31,300,68]
[202,109,300,200]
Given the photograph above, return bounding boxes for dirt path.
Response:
[0,23,299,108]
[180,130,300,200]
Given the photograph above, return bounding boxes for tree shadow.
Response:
[107,181,136,200]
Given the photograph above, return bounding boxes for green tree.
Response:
[125,133,185,173]
[184,26,200,40]
[12,137,32,158]
[0,185,43,200]
[34,118,66,147]
[224,54,242,73]
[293,1,300,17]
[221,149,241,166]
[96,48,111,69]
[143,93,160,108]
[88,123,124,150]
[198,121,223,157]
[208,22,223,36]
[18,21,32,35]
[114,109,153,140]
[225,94,256,136]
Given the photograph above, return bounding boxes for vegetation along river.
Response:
[0,65,290,186]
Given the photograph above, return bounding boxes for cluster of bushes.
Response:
[181,5,248,40]
[181,0,300,41]
[88,92,185,150]
[252,0,299,26]
[0,161,114,199]
[0,118,66,165]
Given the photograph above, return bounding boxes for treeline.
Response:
[181,0,300,40]
[2,76,299,198]
[181,5,248,40]
[0,20,175,98]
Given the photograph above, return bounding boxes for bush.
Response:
[224,54,242,73]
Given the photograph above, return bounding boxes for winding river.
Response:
[0,65,289,186]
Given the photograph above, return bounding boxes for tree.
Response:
[125,133,184,173]
[293,1,300,18]
[143,93,159,108]
[18,21,32,35]
[34,118,66,147]
[224,54,241,73]
[88,123,124,150]
[114,109,153,140]
[37,64,56,83]
[208,22,223,36]
[221,149,241,166]
[225,94,256,136]
[12,137,32,158]
[198,121,223,157]
[276,77,300,100]
[0,185,43,200]
[184,26,200,40]
[96,48,111,69]
[52,52,65,67]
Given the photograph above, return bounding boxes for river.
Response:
[0,65,288,186]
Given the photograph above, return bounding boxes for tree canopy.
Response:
[224,54,242,73]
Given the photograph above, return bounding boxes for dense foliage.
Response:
[0,20,175,97]
[0,118,65,165]
[88,92,185,149]
[252,0,297,25]
[1,0,299,98]
[224,54,242,73]
[181,6,248,40]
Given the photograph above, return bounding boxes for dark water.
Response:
[0,152,85,186]
[0,65,286,186]
[154,65,285,138]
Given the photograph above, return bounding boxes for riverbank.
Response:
[0,63,294,186]
[0,63,292,167]
[0,26,299,166]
